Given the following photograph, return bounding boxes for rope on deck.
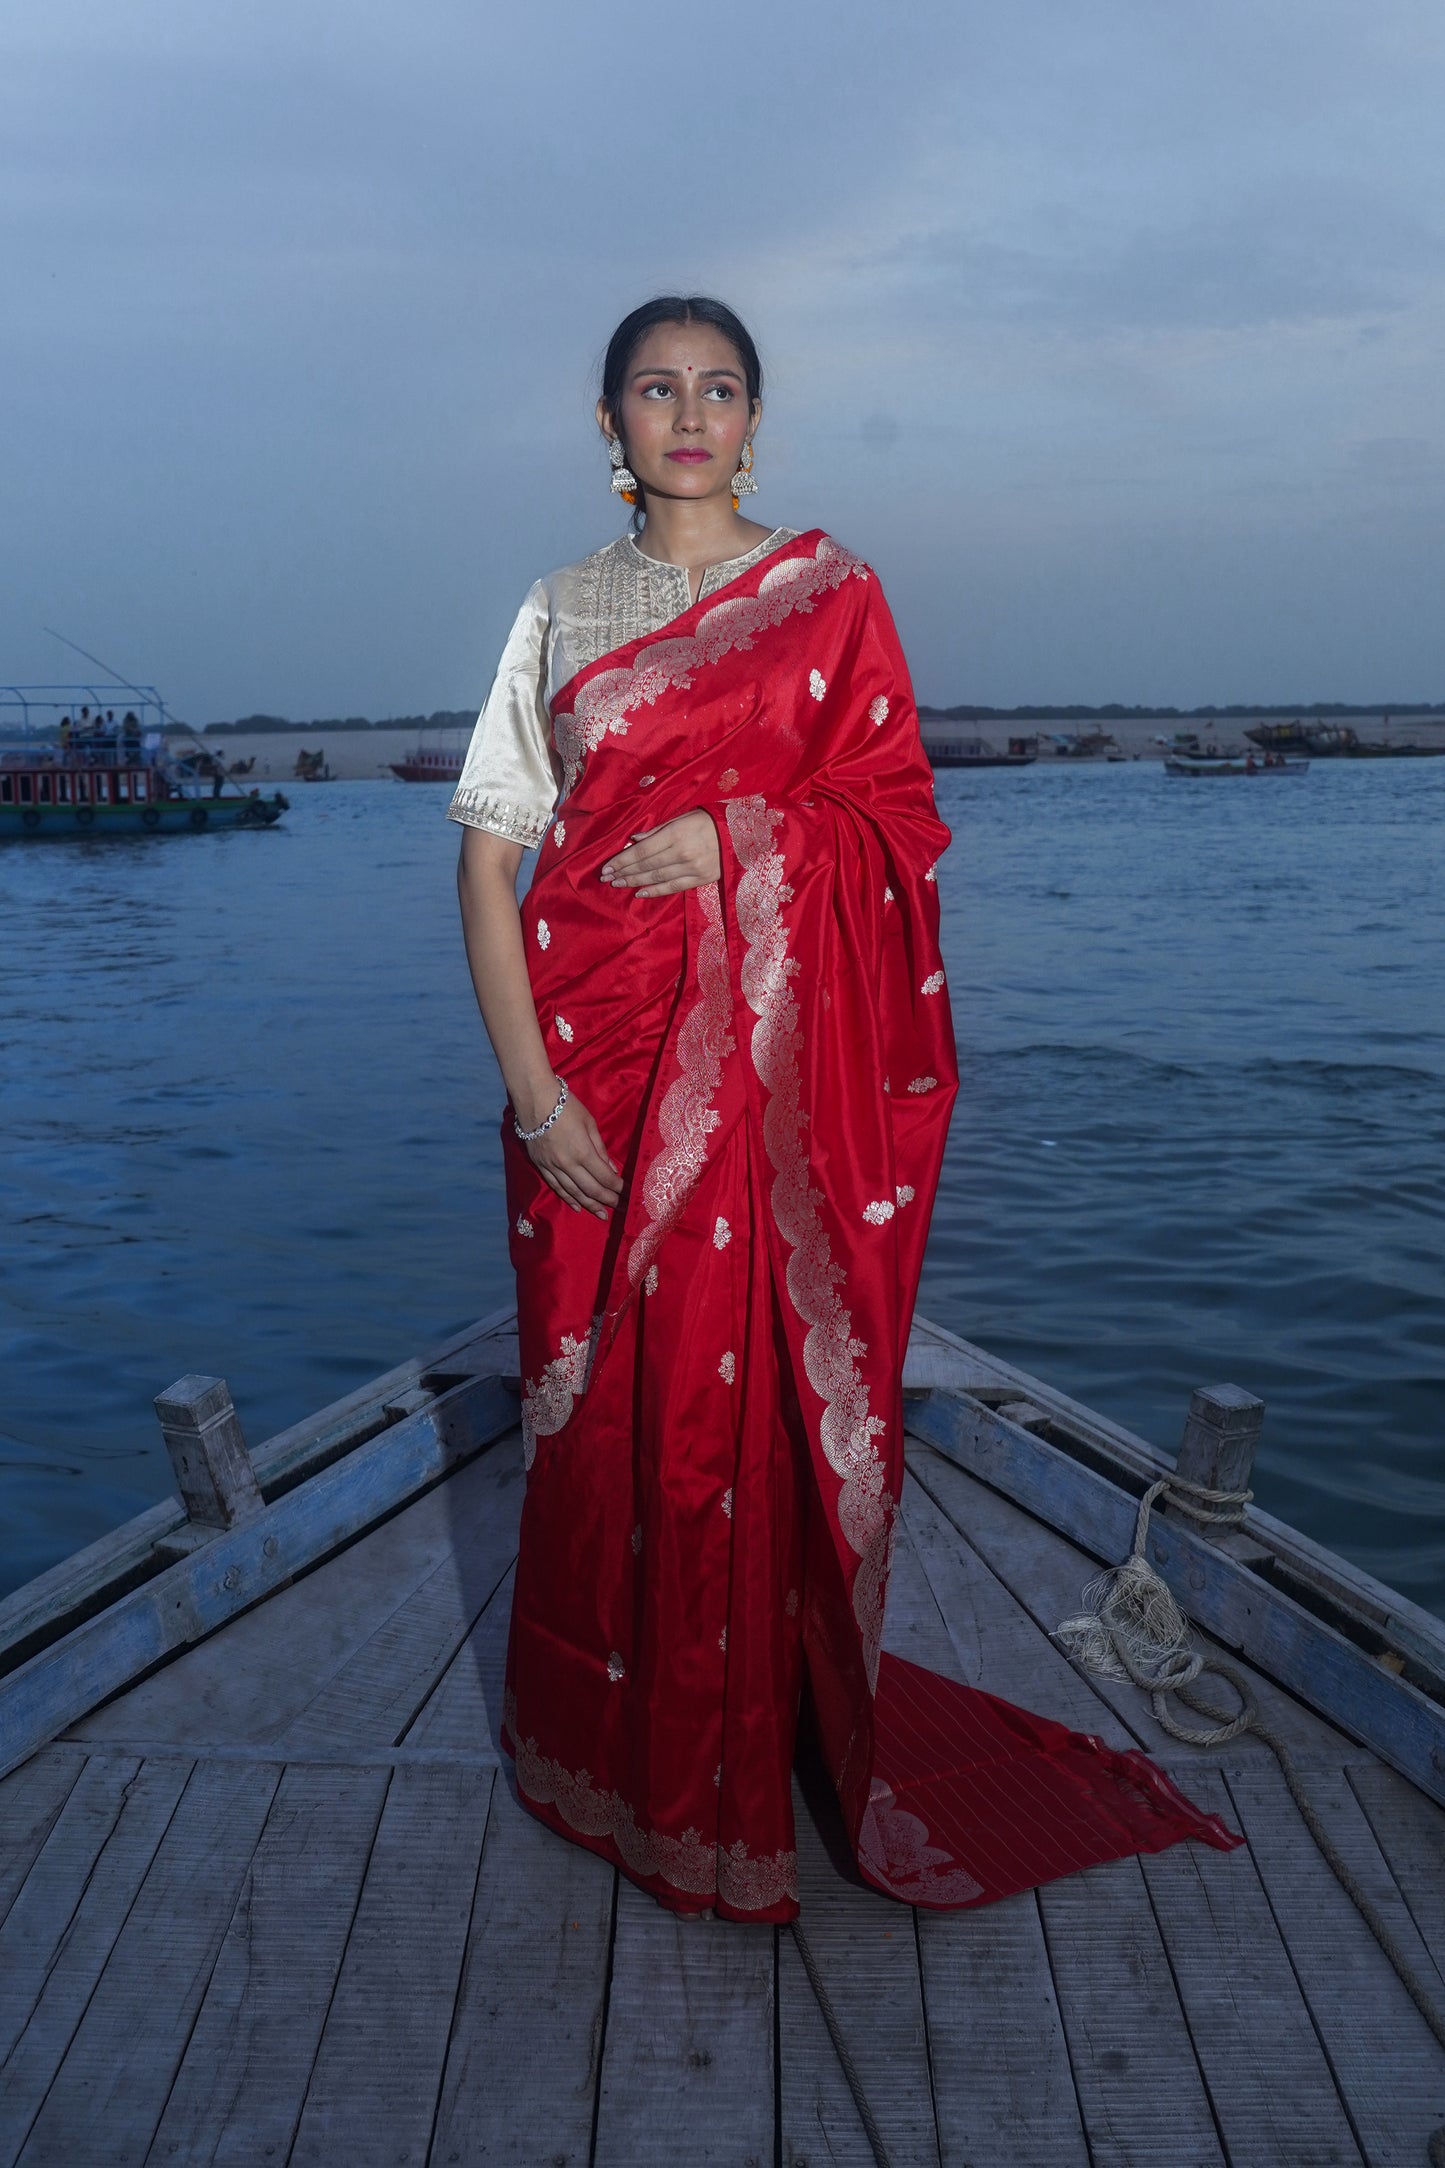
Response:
[788,1919,892,2168]
[1144,1467,1254,1528]
[1056,1476,1445,2165]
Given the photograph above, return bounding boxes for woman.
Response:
[452,296,1238,1922]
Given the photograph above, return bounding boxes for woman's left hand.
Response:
[600,811,722,897]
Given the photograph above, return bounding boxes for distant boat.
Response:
[1342,739,1445,759]
[389,727,469,784]
[1045,730,1121,759]
[389,746,466,784]
[1,750,288,836]
[922,732,1036,769]
[0,690,287,839]
[1246,721,1350,754]
[1164,753,1309,779]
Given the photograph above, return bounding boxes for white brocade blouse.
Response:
[447,527,800,846]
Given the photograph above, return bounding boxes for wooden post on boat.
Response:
[1173,1383,1265,1538]
[153,1374,264,1552]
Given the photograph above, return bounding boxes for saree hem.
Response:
[500,1725,801,1921]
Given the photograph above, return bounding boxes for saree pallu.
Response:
[501,530,1239,1920]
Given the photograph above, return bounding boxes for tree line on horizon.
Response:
[918,700,1445,722]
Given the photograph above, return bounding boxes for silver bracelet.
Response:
[513,1076,568,1142]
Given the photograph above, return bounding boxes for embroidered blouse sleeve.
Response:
[446,580,559,846]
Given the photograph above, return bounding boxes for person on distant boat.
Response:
[451,295,1240,1926]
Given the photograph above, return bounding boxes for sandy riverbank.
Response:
[186,727,472,784]
[191,711,1445,782]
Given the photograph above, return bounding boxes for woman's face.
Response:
[598,321,760,507]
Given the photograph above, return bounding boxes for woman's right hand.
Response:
[523,1085,623,1220]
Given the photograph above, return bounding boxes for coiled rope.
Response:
[1056,1475,1445,2164]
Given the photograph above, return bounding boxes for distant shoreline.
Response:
[193,700,1445,740]
[918,702,1445,724]
[193,710,1445,783]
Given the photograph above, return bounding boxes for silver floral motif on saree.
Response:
[626,881,735,1293]
[503,1688,798,1910]
[520,1318,600,1469]
[552,537,867,796]
[724,791,894,1690]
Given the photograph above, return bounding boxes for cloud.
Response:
[1,0,1443,710]
[862,184,1444,335]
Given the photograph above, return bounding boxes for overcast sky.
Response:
[3,0,1442,718]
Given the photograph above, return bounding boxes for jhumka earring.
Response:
[609,438,638,505]
[730,439,757,510]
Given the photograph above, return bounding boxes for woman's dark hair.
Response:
[600,295,763,523]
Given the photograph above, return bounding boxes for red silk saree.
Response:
[500,529,1239,1920]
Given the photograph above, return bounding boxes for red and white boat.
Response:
[388,737,467,784]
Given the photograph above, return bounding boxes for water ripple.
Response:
[2,762,1443,1617]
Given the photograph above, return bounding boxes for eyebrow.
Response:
[629,365,744,383]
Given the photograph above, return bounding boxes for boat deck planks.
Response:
[11,1757,282,2167]
[429,1788,613,2166]
[1,1325,1443,2164]
[146,1760,391,2165]
[1225,1761,1445,2166]
[0,1755,191,2160]
[0,1749,83,1929]
[916,1889,1091,2168]
[288,1763,494,2168]
[1350,1762,1445,1985]
[1135,1767,1364,2167]
[1041,1849,1230,2167]
[64,1437,524,1755]
[594,1883,775,2167]
[779,1804,941,2167]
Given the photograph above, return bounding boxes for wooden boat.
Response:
[1045,730,1122,759]
[1246,721,1445,761]
[389,745,466,784]
[1165,752,1310,778]
[0,748,287,837]
[921,731,1037,769]
[0,685,288,838]
[1247,722,1357,756]
[2,1309,1443,2163]
[1345,741,1445,760]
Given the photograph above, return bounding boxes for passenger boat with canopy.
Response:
[0,685,288,839]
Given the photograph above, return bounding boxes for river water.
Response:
[2,761,1442,1615]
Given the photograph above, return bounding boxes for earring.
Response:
[609,438,638,505]
[730,439,757,510]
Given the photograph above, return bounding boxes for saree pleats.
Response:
[500,531,1240,1919]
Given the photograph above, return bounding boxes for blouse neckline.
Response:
[624,526,794,601]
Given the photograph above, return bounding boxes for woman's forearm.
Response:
[456,829,561,1131]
